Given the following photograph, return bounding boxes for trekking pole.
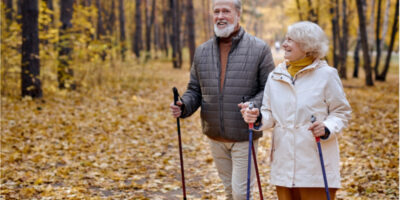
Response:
[252,142,264,200]
[173,87,187,200]
[311,115,331,200]
[242,98,263,200]
[245,102,258,200]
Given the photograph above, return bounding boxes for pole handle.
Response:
[248,102,254,129]
[173,87,180,105]
[311,115,320,142]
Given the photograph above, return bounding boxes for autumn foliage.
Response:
[1,0,399,199]
[1,58,398,199]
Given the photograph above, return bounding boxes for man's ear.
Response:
[237,10,241,18]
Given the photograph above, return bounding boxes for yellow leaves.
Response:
[1,61,398,199]
[40,185,55,197]
[136,115,148,123]
[20,187,35,198]
[34,177,44,185]
[56,167,70,178]
[105,170,123,181]
[8,152,22,162]
[131,95,138,102]
[205,156,214,164]
[338,77,399,199]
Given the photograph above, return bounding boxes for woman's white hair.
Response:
[286,21,329,59]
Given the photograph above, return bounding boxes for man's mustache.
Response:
[216,20,229,25]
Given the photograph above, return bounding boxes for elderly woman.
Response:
[241,21,351,199]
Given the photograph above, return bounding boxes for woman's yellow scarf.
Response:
[287,56,314,77]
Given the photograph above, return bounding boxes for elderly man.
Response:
[170,0,274,199]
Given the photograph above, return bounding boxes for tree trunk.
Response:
[367,0,376,52]
[162,0,169,57]
[152,2,160,58]
[201,0,211,40]
[145,0,156,61]
[107,0,116,35]
[296,0,303,21]
[180,0,186,50]
[316,0,320,23]
[153,15,160,59]
[4,0,13,24]
[170,0,182,69]
[58,0,75,89]
[356,0,373,86]
[85,0,92,6]
[21,0,42,98]
[379,0,390,52]
[96,0,104,39]
[186,0,195,66]
[96,0,107,60]
[42,0,54,45]
[330,0,340,68]
[119,0,126,61]
[133,0,142,58]
[339,0,348,79]
[177,0,183,68]
[43,0,54,23]
[206,0,212,38]
[171,0,182,69]
[80,0,91,6]
[307,0,318,23]
[17,0,22,24]
[376,0,398,81]
[373,0,382,79]
[353,34,360,78]
[145,0,150,60]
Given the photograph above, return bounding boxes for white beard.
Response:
[214,16,238,38]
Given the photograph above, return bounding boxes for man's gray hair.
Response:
[213,0,242,14]
[286,21,329,59]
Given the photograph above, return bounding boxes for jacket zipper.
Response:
[214,41,225,136]
[219,39,238,137]
[275,63,319,186]
[291,77,297,187]
[272,71,298,186]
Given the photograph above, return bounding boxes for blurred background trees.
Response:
[1,0,399,98]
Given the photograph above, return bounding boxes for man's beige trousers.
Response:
[208,138,259,200]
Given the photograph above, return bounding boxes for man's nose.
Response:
[216,12,224,19]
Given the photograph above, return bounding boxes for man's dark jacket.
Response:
[180,27,275,142]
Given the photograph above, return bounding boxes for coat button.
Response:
[280,76,283,79]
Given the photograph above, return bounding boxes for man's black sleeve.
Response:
[180,49,202,118]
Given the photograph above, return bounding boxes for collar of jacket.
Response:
[213,27,245,52]
[275,59,324,77]
[272,59,326,83]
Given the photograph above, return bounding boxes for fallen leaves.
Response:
[1,60,398,199]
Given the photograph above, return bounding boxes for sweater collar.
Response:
[287,56,315,77]
[275,59,323,77]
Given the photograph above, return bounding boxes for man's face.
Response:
[213,0,239,37]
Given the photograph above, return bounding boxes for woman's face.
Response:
[282,36,306,62]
